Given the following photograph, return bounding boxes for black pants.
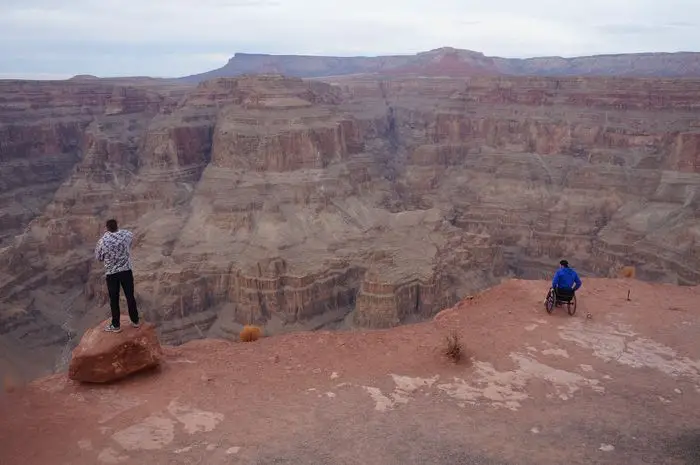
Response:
[106,270,139,327]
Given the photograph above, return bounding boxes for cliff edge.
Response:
[1,278,699,465]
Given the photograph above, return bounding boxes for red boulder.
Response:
[68,317,162,383]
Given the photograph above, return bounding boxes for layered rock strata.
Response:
[181,47,700,83]
[2,74,700,379]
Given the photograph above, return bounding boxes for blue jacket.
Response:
[552,267,582,291]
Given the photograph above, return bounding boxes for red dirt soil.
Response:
[1,278,699,465]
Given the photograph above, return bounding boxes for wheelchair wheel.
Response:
[567,295,577,316]
[545,289,555,314]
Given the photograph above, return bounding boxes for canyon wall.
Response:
[2,73,700,379]
[181,47,700,83]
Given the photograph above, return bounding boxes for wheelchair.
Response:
[544,287,577,316]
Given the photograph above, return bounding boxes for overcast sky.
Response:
[1,0,698,79]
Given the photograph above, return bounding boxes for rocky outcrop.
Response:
[68,317,162,383]
[494,51,700,78]
[104,86,165,115]
[0,79,186,247]
[3,74,700,381]
[0,78,190,382]
[180,47,700,83]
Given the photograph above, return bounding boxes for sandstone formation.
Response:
[2,73,700,381]
[68,317,162,383]
[182,48,501,82]
[495,51,700,77]
[0,78,187,247]
[181,47,700,82]
[0,78,189,381]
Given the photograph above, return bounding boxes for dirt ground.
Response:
[1,278,699,465]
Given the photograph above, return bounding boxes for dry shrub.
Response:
[444,331,463,363]
[239,325,262,342]
[619,266,636,279]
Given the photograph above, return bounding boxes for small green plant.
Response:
[444,331,462,363]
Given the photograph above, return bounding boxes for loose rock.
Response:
[68,317,162,383]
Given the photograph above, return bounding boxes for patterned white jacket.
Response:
[95,229,134,275]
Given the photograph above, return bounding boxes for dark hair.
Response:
[106,219,118,233]
[560,260,569,267]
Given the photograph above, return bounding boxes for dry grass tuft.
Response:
[619,266,636,279]
[444,331,463,363]
[239,325,262,342]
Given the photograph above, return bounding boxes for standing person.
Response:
[94,219,140,333]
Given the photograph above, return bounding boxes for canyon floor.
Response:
[1,278,699,465]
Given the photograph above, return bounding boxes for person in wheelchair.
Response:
[550,259,582,305]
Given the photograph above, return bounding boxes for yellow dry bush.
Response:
[620,266,636,279]
[239,325,262,342]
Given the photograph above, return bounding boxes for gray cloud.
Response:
[596,24,663,35]
[665,21,697,28]
[596,21,698,35]
[1,0,699,78]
